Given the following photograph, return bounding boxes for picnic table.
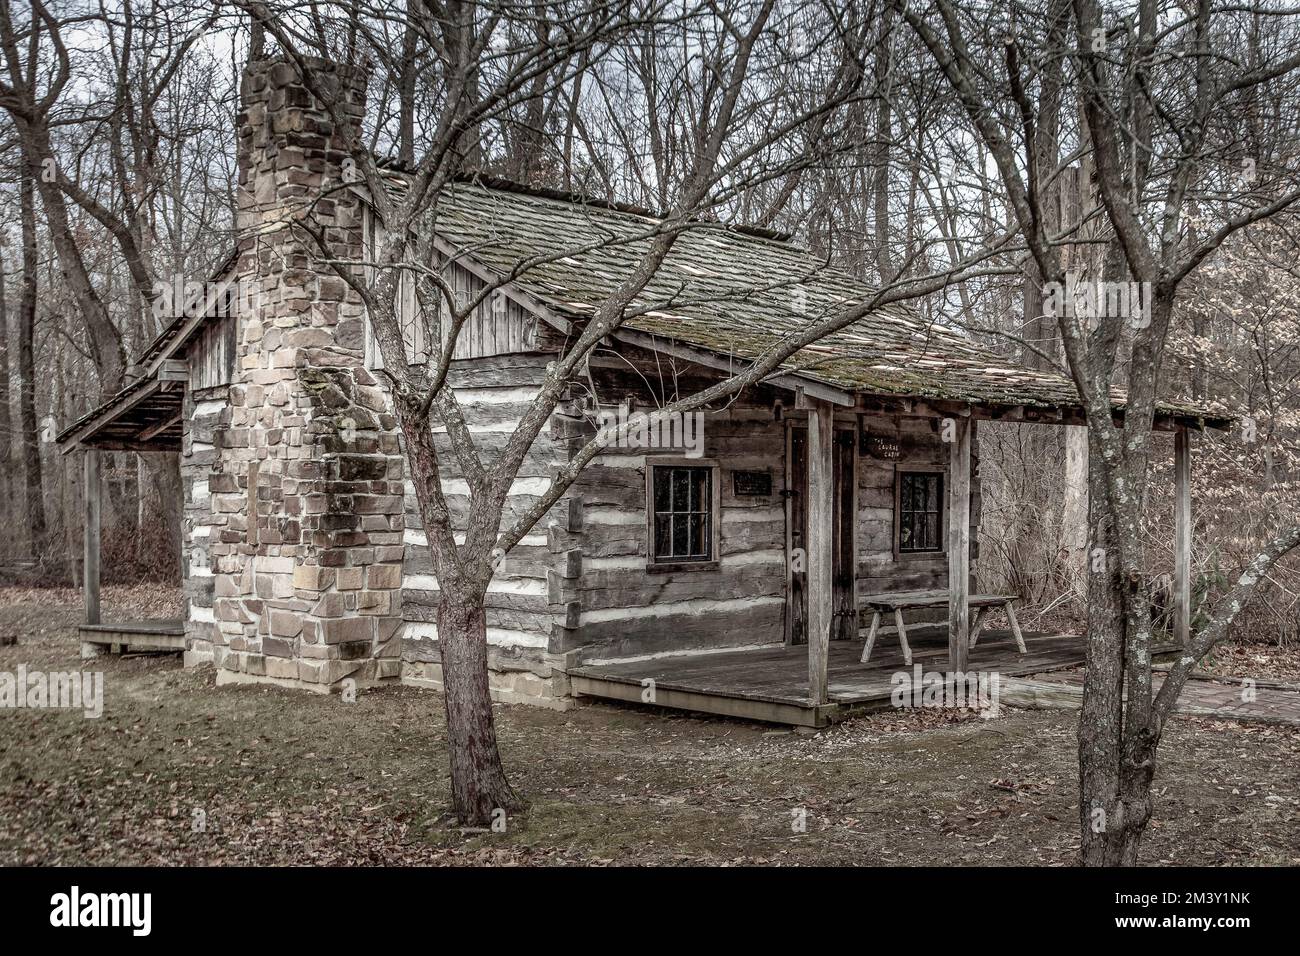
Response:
[858,589,1026,666]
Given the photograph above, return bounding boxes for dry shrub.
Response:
[979,423,1299,648]
[976,422,1083,629]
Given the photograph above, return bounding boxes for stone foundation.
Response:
[215,649,401,694]
[183,646,571,708]
[399,629,578,709]
[187,618,574,709]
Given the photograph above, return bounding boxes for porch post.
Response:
[947,415,972,673]
[83,448,101,626]
[1174,428,1192,646]
[806,398,834,705]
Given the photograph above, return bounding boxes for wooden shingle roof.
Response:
[57,175,1232,451]
[432,178,1229,427]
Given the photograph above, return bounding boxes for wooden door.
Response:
[786,423,858,645]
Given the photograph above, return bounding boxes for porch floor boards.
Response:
[79,619,185,655]
[569,627,1084,726]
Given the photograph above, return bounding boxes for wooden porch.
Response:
[67,414,187,658]
[788,396,1195,712]
[568,399,1198,729]
[79,619,186,658]
[569,626,1086,727]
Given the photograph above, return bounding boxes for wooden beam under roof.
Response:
[613,328,857,407]
[804,396,835,706]
[947,415,973,673]
[84,450,101,627]
[854,393,1229,433]
[57,377,185,453]
[137,409,184,443]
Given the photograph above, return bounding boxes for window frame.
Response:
[893,467,946,558]
[645,456,722,572]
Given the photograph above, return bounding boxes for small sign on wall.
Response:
[732,470,773,497]
[861,432,902,460]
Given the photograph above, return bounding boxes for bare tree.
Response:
[899,0,1300,864]
[0,0,127,397]
[243,0,1042,824]
[16,163,44,558]
[302,0,870,823]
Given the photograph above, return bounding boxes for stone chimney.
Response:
[208,56,405,692]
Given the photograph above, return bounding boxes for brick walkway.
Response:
[1000,670,1300,728]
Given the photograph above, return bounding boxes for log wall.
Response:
[399,353,572,697]
[395,351,985,675]
[547,364,788,660]
[179,383,230,661]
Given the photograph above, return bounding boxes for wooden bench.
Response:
[858,589,1026,665]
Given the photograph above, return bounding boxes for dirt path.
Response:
[1,590,1297,865]
[1165,675,1300,725]
[1005,668,1300,728]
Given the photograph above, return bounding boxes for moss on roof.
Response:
[432,178,1225,423]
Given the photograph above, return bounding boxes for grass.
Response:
[1,588,1297,865]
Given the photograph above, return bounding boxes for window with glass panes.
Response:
[650,465,714,563]
[898,471,944,553]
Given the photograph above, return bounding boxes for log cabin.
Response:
[56,57,1228,726]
